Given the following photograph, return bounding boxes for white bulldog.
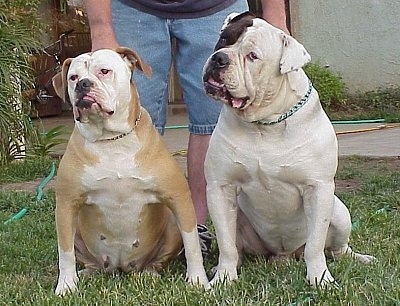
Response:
[52,48,208,295]
[202,12,374,287]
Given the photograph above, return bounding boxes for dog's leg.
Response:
[326,196,375,263]
[207,184,239,286]
[55,204,79,296]
[303,183,336,287]
[168,194,209,288]
[180,227,209,287]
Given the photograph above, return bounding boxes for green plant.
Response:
[0,1,44,165]
[30,125,67,157]
[304,62,347,108]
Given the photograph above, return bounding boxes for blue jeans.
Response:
[112,0,249,134]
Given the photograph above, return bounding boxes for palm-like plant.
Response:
[0,1,44,165]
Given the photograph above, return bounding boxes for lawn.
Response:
[0,156,399,305]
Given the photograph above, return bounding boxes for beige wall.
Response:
[290,1,400,93]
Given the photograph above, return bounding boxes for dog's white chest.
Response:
[80,140,157,244]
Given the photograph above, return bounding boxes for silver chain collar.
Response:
[253,79,313,126]
[99,111,141,141]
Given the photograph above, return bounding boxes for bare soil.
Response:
[1,156,399,194]
[335,156,400,193]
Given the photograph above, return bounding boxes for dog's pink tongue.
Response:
[232,98,243,109]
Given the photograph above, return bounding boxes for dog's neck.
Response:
[76,101,141,143]
[254,78,313,126]
[97,111,142,141]
[238,69,312,124]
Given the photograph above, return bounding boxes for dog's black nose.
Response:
[210,52,230,69]
[75,78,93,93]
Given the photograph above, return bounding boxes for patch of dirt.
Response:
[338,156,400,172]
[1,157,399,194]
[0,178,56,193]
[335,156,400,192]
[335,178,362,193]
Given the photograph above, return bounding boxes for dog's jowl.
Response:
[52,48,208,295]
[203,12,374,287]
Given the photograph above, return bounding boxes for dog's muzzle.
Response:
[203,52,249,109]
[73,78,114,122]
[210,52,230,71]
[75,78,95,109]
[204,51,230,82]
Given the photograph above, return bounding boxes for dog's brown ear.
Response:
[116,47,152,78]
[52,58,72,102]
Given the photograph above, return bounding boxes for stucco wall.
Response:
[290,1,400,93]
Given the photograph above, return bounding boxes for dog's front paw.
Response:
[55,273,79,296]
[331,246,376,264]
[351,251,376,264]
[186,269,210,289]
[307,269,336,288]
[209,268,238,286]
[354,253,376,264]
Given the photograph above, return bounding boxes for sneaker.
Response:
[196,224,214,257]
[178,224,214,258]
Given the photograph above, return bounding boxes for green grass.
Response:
[0,157,399,305]
[0,157,58,184]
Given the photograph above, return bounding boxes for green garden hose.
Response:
[164,119,387,130]
[3,161,56,225]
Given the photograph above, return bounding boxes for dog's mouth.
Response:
[74,93,114,122]
[203,77,249,109]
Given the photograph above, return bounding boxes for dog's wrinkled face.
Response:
[67,49,133,123]
[53,48,151,124]
[203,12,310,113]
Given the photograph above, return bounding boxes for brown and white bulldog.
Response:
[52,47,208,295]
[202,12,374,287]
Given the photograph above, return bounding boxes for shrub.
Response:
[303,62,346,108]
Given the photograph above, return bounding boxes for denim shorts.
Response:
[112,0,249,134]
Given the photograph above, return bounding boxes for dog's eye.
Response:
[70,75,78,81]
[101,69,111,75]
[247,52,259,62]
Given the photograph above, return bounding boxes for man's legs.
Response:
[172,0,249,229]
[111,1,171,133]
[187,134,210,224]
[187,134,213,254]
